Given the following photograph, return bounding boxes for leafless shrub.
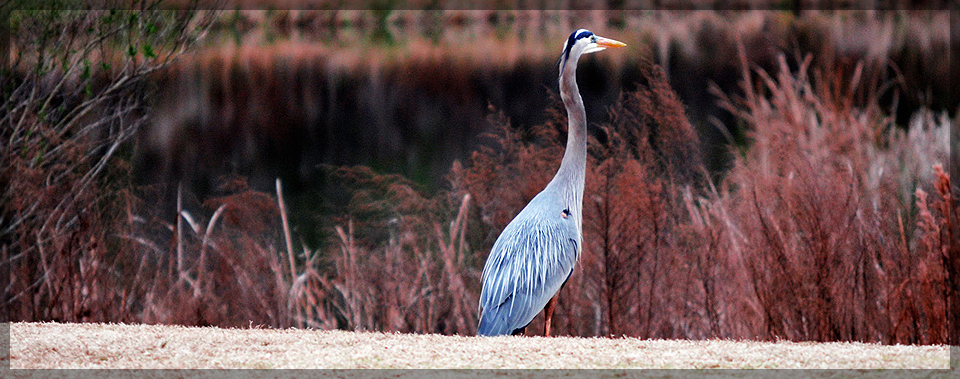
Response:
[710,44,951,343]
[911,167,958,344]
[120,177,288,327]
[1,3,219,323]
[313,165,479,334]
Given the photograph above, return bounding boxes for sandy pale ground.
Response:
[6,321,955,375]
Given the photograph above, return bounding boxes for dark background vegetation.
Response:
[2,2,958,345]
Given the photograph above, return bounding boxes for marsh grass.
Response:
[2,8,955,345]
[1,3,220,323]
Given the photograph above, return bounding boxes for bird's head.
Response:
[559,29,626,75]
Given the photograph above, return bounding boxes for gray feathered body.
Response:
[477,29,594,336]
[476,185,582,335]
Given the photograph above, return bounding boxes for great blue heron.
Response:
[477,29,626,337]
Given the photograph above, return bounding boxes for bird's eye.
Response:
[561,209,571,219]
[591,36,597,43]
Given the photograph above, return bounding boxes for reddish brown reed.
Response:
[711,41,951,343]
[311,165,480,334]
[5,11,952,344]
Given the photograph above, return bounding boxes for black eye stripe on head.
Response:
[563,32,577,61]
[561,29,594,71]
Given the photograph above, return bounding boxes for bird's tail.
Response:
[477,311,524,336]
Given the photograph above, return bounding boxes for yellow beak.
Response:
[595,36,627,49]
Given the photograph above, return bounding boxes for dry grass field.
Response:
[8,322,952,371]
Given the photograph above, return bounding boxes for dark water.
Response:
[133,11,957,247]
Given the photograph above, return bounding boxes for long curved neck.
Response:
[547,55,587,230]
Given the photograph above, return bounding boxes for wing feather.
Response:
[477,196,580,336]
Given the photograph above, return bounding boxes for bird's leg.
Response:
[544,295,559,337]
